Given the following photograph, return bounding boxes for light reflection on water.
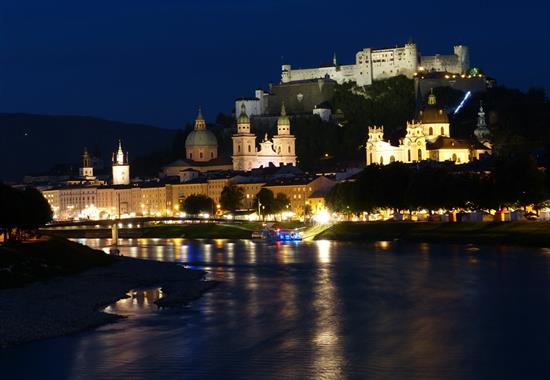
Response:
[2,238,550,380]
[104,288,164,316]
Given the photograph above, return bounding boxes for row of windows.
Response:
[189,152,215,159]
[369,149,423,164]
[237,145,253,153]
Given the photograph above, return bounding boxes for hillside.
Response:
[0,113,177,180]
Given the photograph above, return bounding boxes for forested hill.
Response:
[0,113,176,181]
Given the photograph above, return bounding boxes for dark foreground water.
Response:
[2,239,550,380]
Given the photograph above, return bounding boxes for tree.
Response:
[254,188,276,217]
[274,193,291,215]
[183,194,215,215]
[492,154,546,209]
[0,184,52,242]
[20,187,53,231]
[220,184,244,213]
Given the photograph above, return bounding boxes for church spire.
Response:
[277,102,290,135]
[477,101,486,128]
[474,100,491,146]
[428,88,436,105]
[114,139,126,165]
[236,103,250,134]
[194,107,206,130]
[333,52,337,66]
[82,146,92,168]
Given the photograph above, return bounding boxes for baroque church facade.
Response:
[232,103,296,171]
[366,93,491,166]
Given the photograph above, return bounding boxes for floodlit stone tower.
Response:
[112,140,130,185]
[271,103,297,166]
[79,147,94,179]
[365,126,384,165]
[232,104,257,171]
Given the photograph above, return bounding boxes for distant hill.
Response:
[0,113,177,181]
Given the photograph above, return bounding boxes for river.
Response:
[2,238,550,379]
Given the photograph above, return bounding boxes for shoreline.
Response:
[315,221,550,247]
[0,255,217,349]
[42,221,550,248]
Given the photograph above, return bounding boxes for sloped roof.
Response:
[427,136,471,150]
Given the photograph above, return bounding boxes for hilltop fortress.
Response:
[281,43,469,87]
[236,42,473,119]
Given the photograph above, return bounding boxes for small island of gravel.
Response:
[0,238,217,348]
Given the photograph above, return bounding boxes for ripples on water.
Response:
[2,238,550,380]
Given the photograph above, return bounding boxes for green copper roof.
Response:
[237,103,249,124]
[185,129,217,147]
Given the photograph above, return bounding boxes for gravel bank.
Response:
[0,256,217,348]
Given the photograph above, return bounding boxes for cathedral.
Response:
[162,109,232,177]
[366,93,491,166]
[232,103,296,171]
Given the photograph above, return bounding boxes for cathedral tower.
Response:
[232,104,257,171]
[112,140,130,185]
[272,103,297,166]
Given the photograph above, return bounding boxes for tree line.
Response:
[0,184,53,242]
[181,185,291,218]
[326,155,549,214]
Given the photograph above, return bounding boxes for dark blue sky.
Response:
[1,0,549,129]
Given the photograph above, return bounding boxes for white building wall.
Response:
[112,165,130,185]
[282,43,418,86]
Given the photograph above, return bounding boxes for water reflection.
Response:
[104,288,163,315]
[3,238,549,380]
[316,240,331,264]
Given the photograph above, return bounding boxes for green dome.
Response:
[185,129,217,147]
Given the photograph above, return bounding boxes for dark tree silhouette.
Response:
[0,184,52,242]
[220,184,244,212]
[183,194,215,215]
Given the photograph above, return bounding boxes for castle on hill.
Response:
[282,42,469,87]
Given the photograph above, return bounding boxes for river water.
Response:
[2,238,550,379]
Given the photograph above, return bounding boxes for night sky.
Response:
[1,0,549,129]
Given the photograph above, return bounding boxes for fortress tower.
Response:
[112,140,130,185]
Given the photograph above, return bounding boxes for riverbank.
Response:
[0,239,217,348]
[316,221,550,246]
[42,221,306,240]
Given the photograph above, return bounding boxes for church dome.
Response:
[185,129,217,147]
[185,108,218,147]
[418,92,449,124]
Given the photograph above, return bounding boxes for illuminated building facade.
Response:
[366,93,491,166]
[232,104,296,171]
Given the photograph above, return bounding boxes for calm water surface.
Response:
[2,238,550,379]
